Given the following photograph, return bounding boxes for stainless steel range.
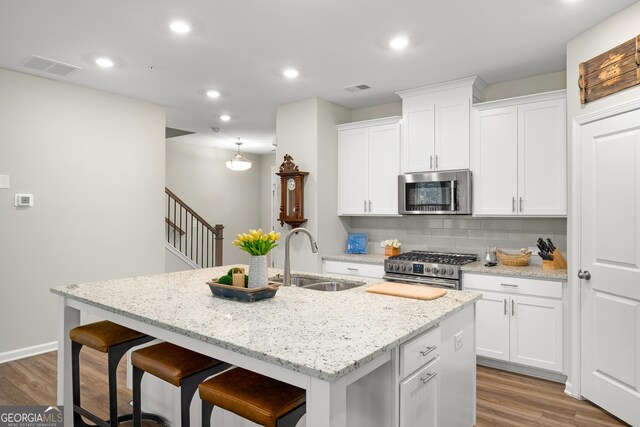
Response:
[383,251,477,289]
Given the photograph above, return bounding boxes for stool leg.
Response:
[201,400,214,427]
[132,366,145,427]
[276,404,306,427]
[71,341,85,427]
[180,363,231,427]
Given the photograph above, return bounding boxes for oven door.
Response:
[383,274,460,290]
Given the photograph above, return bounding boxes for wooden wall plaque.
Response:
[578,35,640,104]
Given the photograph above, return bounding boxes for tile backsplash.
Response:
[348,216,567,258]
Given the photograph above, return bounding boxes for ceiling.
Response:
[0,0,636,154]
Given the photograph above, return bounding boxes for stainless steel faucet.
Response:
[283,227,318,286]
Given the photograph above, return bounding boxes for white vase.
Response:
[248,255,269,288]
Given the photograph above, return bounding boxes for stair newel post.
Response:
[214,224,224,266]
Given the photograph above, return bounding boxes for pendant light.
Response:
[226,139,252,171]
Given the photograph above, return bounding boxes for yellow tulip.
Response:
[232,239,240,246]
[257,228,263,236]
[261,234,269,241]
[275,232,281,240]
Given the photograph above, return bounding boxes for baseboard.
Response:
[165,242,200,270]
[477,356,567,383]
[0,341,58,364]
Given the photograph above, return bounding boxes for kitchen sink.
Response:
[270,274,364,292]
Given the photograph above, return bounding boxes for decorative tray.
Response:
[206,280,280,303]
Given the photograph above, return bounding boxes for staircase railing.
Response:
[165,187,223,268]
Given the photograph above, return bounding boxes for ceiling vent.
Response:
[344,84,371,93]
[22,55,82,76]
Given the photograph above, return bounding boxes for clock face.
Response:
[287,178,296,191]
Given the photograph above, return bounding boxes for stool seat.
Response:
[132,342,224,387]
[70,320,147,352]
[199,368,305,427]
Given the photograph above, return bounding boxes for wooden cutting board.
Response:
[366,282,447,301]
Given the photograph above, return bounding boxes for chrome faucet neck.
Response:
[283,227,318,286]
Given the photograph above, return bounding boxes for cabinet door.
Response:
[402,104,435,173]
[474,106,519,215]
[435,97,470,171]
[474,291,510,361]
[510,295,563,372]
[400,357,439,427]
[517,98,567,216]
[368,123,400,215]
[338,128,369,215]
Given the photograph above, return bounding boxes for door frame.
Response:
[569,97,640,399]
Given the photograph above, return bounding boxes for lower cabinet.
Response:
[399,327,440,427]
[463,272,565,373]
[400,357,440,427]
[322,259,384,279]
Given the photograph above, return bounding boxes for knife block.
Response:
[543,249,567,270]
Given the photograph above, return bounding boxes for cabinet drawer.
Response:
[323,260,384,279]
[399,357,440,427]
[400,326,441,378]
[462,272,563,299]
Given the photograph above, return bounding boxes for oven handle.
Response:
[450,180,457,211]
[383,275,458,289]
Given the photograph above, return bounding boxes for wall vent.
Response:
[344,84,371,92]
[22,55,82,76]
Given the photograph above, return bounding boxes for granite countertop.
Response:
[461,261,568,280]
[51,265,479,382]
[322,253,387,265]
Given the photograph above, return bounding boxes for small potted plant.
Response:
[385,239,402,257]
[233,229,281,288]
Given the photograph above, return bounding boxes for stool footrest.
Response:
[73,405,166,427]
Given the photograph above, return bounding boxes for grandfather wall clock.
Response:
[276,154,309,228]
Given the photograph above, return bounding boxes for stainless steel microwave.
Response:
[398,170,472,215]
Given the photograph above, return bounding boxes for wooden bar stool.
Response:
[69,320,164,427]
[199,368,306,427]
[131,342,231,427]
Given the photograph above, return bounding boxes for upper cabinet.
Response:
[337,116,401,216]
[473,90,567,216]
[397,77,486,173]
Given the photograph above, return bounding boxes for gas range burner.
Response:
[384,251,477,290]
[389,251,477,265]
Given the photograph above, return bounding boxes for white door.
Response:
[474,291,510,361]
[368,123,400,215]
[518,99,567,216]
[338,128,369,215]
[580,108,640,426]
[474,106,519,215]
[435,97,470,171]
[402,104,435,173]
[510,295,563,372]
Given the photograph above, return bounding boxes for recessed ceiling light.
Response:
[389,36,409,50]
[220,114,231,121]
[170,20,191,34]
[207,90,221,99]
[95,57,114,68]
[283,68,299,79]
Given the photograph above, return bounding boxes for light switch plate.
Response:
[0,175,8,189]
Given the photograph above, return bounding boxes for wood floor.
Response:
[0,351,629,426]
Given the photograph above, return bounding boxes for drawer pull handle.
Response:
[420,372,437,384]
[501,283,518,288]
[347,267,359,271]
[512,299,515,316]
[504,299,507,315]
[419,346,436,357]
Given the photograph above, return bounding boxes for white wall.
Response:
[260,153,276,232]
[272,98,351,273]
[482,71,567,101]
[165,140,262,266]
[0,68,165,354]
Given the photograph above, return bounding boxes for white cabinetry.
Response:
[397,77,486,173]
[323,259,384,279]
[473,90,567,216]
[463,272,565,373]
[399,326,440,427]
[337,116,401,216]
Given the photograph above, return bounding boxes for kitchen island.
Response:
[52,265,480,426]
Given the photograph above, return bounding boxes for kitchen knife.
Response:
[537,238,551,253]
[546,238,556,252]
